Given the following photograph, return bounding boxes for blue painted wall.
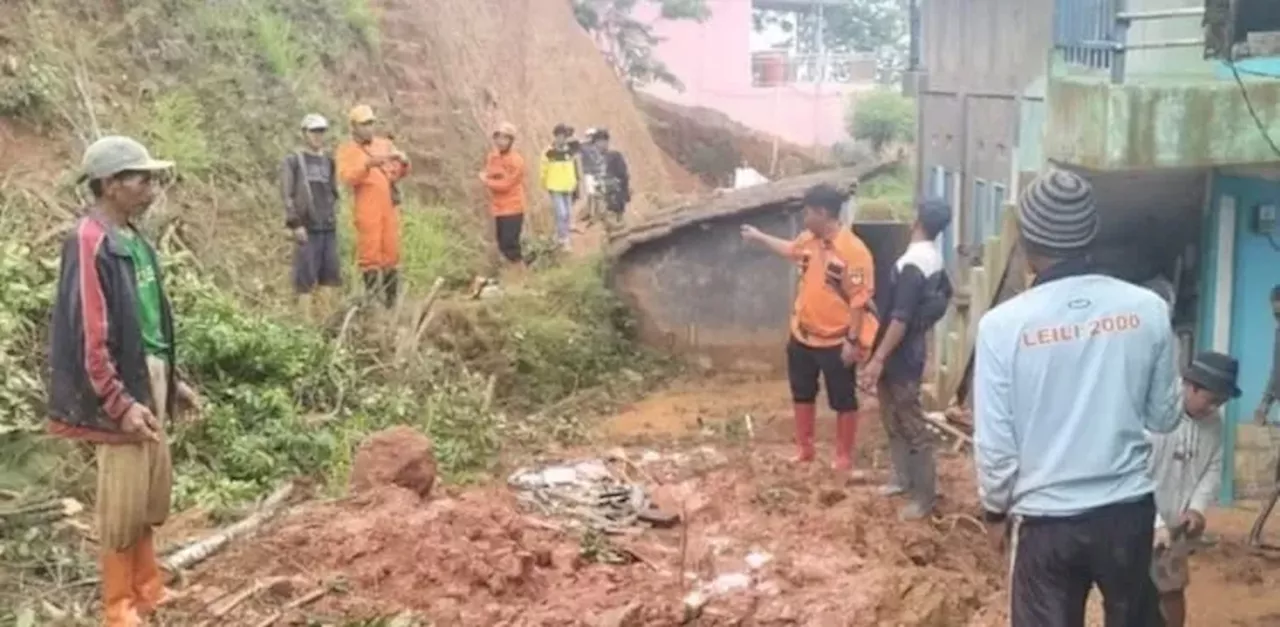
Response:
[1215,57,1280,81]
[1207,172,1280,502]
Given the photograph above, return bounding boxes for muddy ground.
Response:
[163,376,1280,626]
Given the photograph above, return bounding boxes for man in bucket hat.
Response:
[973,168,1182,626]
[1148,351,1238,627]
[49,136,200,626]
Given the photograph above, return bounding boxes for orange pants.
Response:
[102,530,166,626]
[354,201,400,271]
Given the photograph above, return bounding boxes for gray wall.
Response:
[614,213,911,374]
[917,0,1055,254]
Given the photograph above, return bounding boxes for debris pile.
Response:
[508,456,679,534]
[181,444,1004,625]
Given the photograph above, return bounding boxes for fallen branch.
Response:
[162,483,294,574]
[481,374,498,413]
[250,581,335,627]
[924,411,973,450]
[0,498,83,524]
[207,577,289,618]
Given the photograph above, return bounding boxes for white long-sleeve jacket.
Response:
[1147,412,1223,530]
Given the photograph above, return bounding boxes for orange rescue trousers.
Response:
[354,200,400,272]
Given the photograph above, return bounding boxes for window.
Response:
[1206,0,1280,60]
[938,168,956,274]
[971,179,988,247]
[990,183,1008,237]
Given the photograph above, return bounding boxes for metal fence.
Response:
[1053,1,1206,83]
[750,52,877,86]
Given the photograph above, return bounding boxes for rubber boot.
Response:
[362,270,382,303]
[101,548,141,626]
[832,411,858,472]
[382,269,400,309]
[132,530,167,616]
[899,447,937,521]
[878,438,912,497]
[792,403,816,463]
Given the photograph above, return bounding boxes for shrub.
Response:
[847,89,916,154]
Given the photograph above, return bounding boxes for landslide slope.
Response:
[0,0,675,294]
[370,0,675,224]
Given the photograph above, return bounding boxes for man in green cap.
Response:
[47,136,199,626]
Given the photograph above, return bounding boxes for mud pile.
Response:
[636,93,827,189]
[349,427,437,498]
[183,446,1004,626]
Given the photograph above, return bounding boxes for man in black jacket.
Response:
[588,129,631,232]
[280,113,341,321]
[48,136,198,626]
[860,197,953,520]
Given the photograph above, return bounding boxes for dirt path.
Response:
[163,375,1280,625]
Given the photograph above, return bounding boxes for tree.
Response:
[573,0,710,91]
[753,0,907,85]
[847,89,914,153]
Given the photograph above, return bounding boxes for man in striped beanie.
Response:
[972,168,1184,626]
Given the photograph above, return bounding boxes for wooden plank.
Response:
[938,204,1021,409]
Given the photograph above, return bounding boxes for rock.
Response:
[349,426,438,498]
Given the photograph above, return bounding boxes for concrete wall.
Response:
[637,0,873,147]
[614,215,910,373]
[1124,0,1216,79]
[1043,59,1280,169]
[916,0,1053,265]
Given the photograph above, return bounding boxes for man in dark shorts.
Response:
[973,169,1183,627]
[741,184,876,474]
[280,113,341,320]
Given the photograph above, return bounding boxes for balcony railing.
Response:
[750,52,877,87]
[1054,1,1206,83]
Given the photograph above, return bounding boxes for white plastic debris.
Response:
[707,572,751,595]
[745,550,773,570]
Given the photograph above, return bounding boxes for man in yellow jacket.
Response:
[540,123,579,251]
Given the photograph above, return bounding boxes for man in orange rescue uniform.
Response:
[742,183,877,473]
[336,104,410,308]
[481,122,527,274]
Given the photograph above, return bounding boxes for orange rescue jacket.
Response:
[483,148,526,217]
[788,229,878,351]
[335,137,409,215]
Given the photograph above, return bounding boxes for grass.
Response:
[858,164,916,221]
[144,89,214,178]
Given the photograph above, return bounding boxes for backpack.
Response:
[913,270,953,331]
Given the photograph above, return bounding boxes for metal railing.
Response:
[750,52,877,87]
[1054,1,1206,83]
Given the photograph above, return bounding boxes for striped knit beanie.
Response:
[1017,169,1099,253]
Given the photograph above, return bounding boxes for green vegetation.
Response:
[847,89,916,154]
[857,164,915,221]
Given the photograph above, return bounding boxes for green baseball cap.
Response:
[79,136,174,183]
